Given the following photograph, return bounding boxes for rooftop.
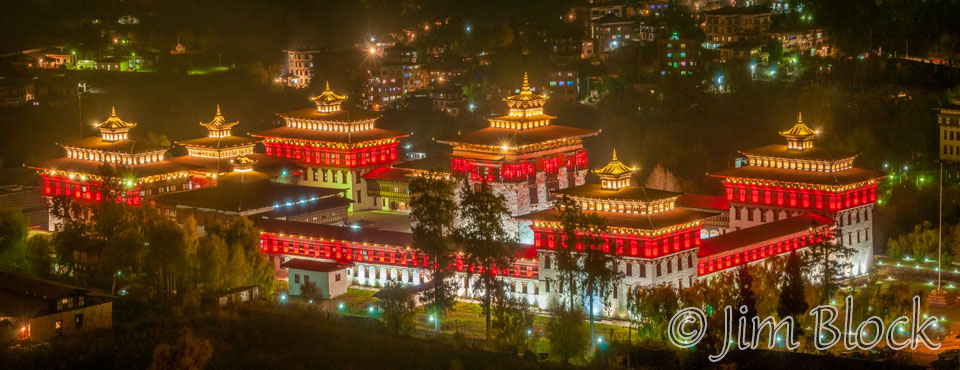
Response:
[520,207,714,232]
[60,136,169,154]
[740,145,856,161]
[257,218,414,247]
[281,259,352,273]
[277,107,381,123]
[177,136,260,149]
[149,179,347,213]
[553,184,679,202]
[0,271,112,317]
[362,167,416,183]
[697,213,833,257]
[437,124,598,149]
[251,126,408,145]
[710,165,884,187]
[676,194,730,212]
[28,157,200,178]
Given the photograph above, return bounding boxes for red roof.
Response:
[710,165,884,187]
[281,258,353,272]
[676,194,729,212]
[362,167,415,183]
[256,218,413,247]
[697,213,833,258]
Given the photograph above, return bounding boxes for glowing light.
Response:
[368,47,376,55]
[338,302,345,310]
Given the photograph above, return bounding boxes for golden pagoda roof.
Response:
[504,72,546,103]
[779,112,817,137]
[98,107,136,130]
[200,104,238,129]
[310,82,345,104]
[592,149,636,176]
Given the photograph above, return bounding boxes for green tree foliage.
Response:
[409,173,458,330]
[552,195,620,342]
[545,306,588,365]
[377,281,417,335]
[149,328,213,370]
[626,283,679,340]
[196,234,228,291]
[735,266,758,333]
[299,282,321,301]
[0,208,30,273]
[490,290,534,355]
[206,217,275,297]
[887,221,939,262]
[804,225,856,304]
[778,251,808,342]
[455,181,515,340]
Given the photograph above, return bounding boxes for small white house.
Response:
[282,259,352,299]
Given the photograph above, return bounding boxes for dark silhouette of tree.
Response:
[490,289,534,355]
[409,172,458,332]
[545,305,588,365]
[455,181,515,341]
[150,328,213,370]
[735,265,758,335]
[378,281,417,335]
[803,225,854,305]
[778,250,808,344]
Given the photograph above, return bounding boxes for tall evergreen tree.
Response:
[804,225,855,304]
[778,250,808,343]
[455,181,515,341]
[409,172,458,332]
[735,265,757,336]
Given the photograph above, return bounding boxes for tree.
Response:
[455,181,515,340]
[644,164,681,192]
[804,225,855,305]
[552,195,619,343]
[545,306,588,365]
[490,290,534,355]
[205,217,275,297]
[778,251,808,344]
[299,282,321,301]
[735,266,757,335]
[627,283,679,340]
[409,173,458,332]
[25,235,53,277]
[196,234,228,290]
[150,328,213,370]
[887,238,903,260]
[0,208,30,272]
[144,213,189,301]
[378,281,417,335]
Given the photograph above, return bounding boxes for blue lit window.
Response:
[568,80,574,85]
[558,81,565,86]
[667,53,673,58]
[680,52,686,57]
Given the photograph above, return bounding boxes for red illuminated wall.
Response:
[263,141,398,168]
[260,233,538,279]
[451,150,587,183]
[41,174,141,205]
[697,228,831,276]
[723,182,877,212]
[531,226,701,259]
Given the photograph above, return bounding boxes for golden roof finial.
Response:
[612,148,618,161]
[521,72,530,91]
[325,81,331,91]
[797,111,803,123]
[216,104,222,116]
[111,106,117,117]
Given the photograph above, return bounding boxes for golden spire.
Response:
[611,148,618,161]
[325,81,330,91]
[780,112,816,137]
[592,149,635,177]
[216,104,222,116]
[521,72,530,91]
[111,106,117,117]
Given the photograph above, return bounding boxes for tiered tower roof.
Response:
[710,112,883,190]
[437,73,597,155]
[98,107,137,142]
[199,104,239,138]
[592,149,636,190]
